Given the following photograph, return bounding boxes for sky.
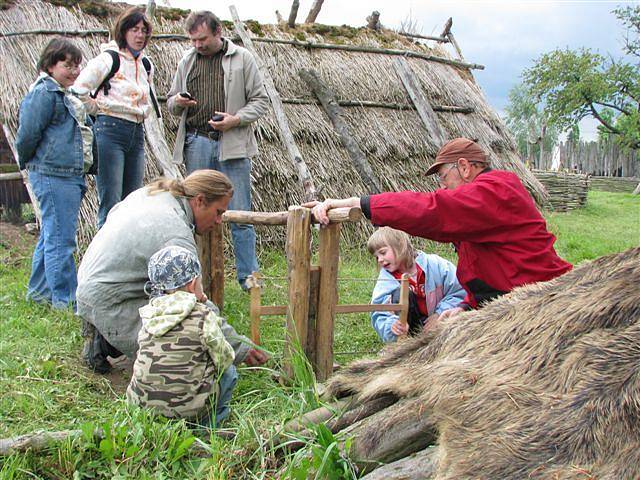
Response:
[157,0,636,141]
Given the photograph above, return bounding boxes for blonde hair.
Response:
[367,227,416,271]
[147,170,233,203]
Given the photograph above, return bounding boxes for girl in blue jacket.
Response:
[368,227,466,343]
[16,38,95,309]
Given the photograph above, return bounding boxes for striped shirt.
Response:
[186,40,227,131]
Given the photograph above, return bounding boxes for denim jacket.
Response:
[16,75,93,177]
[370,251,466,343]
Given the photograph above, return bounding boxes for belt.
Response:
[187,128,220,140]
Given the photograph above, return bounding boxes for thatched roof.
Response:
[0,0,547,248]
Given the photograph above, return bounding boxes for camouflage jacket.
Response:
[126,291,235,419]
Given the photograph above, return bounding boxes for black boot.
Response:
[81,320,122,374]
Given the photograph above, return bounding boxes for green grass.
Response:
[0,190,638,478]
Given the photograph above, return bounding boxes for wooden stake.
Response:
[249,272,263,344]
[287,0,300,28]
[230,5,318,202]
[306,266,322,369]
[210,223,224,310]
[398,273,409,334]
[305,0,324,23]
[284,206,312,377]
[315,223,340,381]
[394,58,447,146]
[440,17,465,61]
[300,68,382,194]
[366,11,381,31]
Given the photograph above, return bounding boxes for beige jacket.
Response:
[73,41,154,123]
[167,39,269,163]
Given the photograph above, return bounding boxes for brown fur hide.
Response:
[328,247,640,479]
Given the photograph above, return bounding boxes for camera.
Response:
[179,92,193,100]
[211,114,224,122]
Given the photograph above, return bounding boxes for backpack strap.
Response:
[142,56,161,119]
[90,50,119,99]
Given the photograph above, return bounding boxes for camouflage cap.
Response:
[147,246,201,295]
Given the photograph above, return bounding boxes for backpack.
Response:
[90,50,161,118]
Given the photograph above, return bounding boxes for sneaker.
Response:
[81,320,121,374]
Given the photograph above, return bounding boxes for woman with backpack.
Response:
[16,38,95,309]
[73,7,159,228]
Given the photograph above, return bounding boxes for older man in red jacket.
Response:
[309,138,572,315]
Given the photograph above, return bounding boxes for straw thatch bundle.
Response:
[533,169,590,211]
[310,247,640,478]
[1,0,547,250]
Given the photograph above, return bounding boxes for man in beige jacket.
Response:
[167,10,268,290]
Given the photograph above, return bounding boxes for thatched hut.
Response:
[0,0,546,249]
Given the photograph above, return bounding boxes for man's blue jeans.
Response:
[27,171,85,309]
[184,132,259,285]
[94,116,145,228]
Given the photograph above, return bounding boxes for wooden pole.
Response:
[287,0,300,28]
[398,32,448,43]
[394,58,447,146]
[223,206,361,225]
[249,272,263,344]
[278,98,475,113]
[398,274,409,333]
[196,232,212,305]
[305,0,324,23]
[284,206,312,378]
[230,5,318,202]
[210,223,225,310]
[315,223,340,382]
[366,11,381,31]
[306,266,322,369]
[440,17,465,61]
[145,0,156,19]
[299,68,382,194]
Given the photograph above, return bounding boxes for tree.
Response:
[504,83,559,168]
[522,6,640,149]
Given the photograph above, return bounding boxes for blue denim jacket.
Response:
[16,75,91,177]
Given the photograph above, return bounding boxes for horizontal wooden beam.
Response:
[261,305,288,316]
[0,30,484,69]
[335,303,403,314]
[223,206,361,225]
[0,172,23,182]
[398,32,448,43]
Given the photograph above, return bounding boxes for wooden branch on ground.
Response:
[394,58,447,145]
[305,0,324,23]
[366,11,381,31]
[299,68,382,194]
[360,446,439,480]
[230,5,317,202]
[287,0,300,28]
[222,206,361,225]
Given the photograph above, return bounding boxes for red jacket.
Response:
[362,169,572,308]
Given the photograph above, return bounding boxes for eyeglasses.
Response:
[61,62,81,72]
[437,163,458,185]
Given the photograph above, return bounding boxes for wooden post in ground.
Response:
[299,68,382,194]
[315,223,341,381]
[284,206,312,378]
[210,223,224,310]
[197,233,212,304]
[249,272,263,344]
[394,58,447,146]
[398,274,409,334]
[230,5,317,202]
[305,0,324,23]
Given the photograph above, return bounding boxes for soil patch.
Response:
[0,220,37,263]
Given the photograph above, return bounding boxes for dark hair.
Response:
[113,7,152,50]
[185,11,221,35]
[37,38,82,74]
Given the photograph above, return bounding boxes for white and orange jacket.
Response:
[73,41,154,123]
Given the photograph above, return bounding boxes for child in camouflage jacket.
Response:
[126,246,236,427]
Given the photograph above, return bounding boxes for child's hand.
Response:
[391,319,409,336]
[244,348,269,366]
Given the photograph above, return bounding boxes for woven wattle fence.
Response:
[533,170,590,212]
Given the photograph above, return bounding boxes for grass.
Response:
[0,190,638,478]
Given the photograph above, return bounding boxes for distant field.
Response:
[0,189,637,478]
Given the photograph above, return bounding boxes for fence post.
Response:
[315,223,340,381]
[210,223,224,310]
[284,206,312,378]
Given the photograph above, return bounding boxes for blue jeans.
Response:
[95,116,145,228]
[184,133,259,285]
[194,365,238,428]
[27,171,85,309]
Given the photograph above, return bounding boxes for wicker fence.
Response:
[533,170,590,212]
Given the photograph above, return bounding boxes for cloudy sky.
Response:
[160,0,635,140]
